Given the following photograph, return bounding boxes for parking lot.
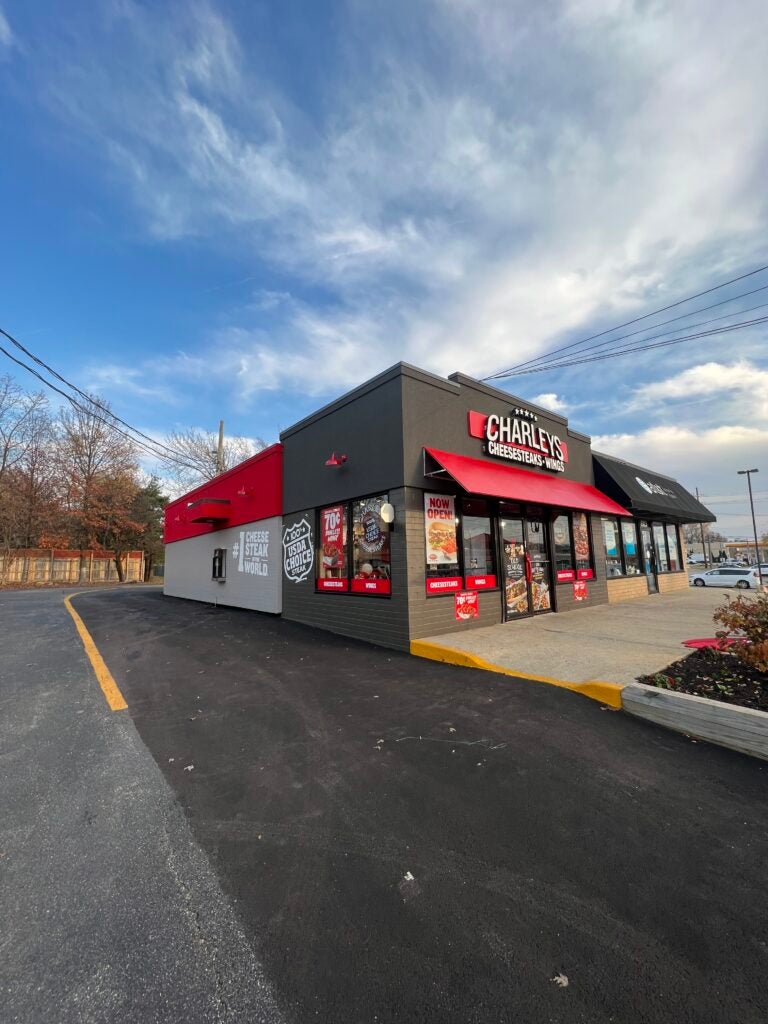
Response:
[3,586,768,1024]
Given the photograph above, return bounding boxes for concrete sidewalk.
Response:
[421,588,728,685]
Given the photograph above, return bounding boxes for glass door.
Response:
[640,521,658,594]
[501,517,529,617]
[501,514,553,618]
[525,518,552,613]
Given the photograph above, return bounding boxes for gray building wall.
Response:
[282,368,405,516]
[280,363,610,649]
[164,517,282,613]
[280,490,411,650]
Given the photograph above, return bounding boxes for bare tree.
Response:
[56,396,140,577]
[0,377,52,581]
[0,375,48,483]
[163,427,265,494]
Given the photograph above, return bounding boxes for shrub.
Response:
[714,593,768,674]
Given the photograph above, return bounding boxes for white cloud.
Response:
[628,361,768,419]
[0,7,14,51]
[22,0,768,405]
[84,364,178,404]
[532,393,568,413]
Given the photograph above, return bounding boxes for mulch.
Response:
[638,647,767,712]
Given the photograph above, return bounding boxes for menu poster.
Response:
[573,581,588,602]
[320,505,346,574]
[424,493,458,566]
[603,520,618,558]
[454,590,479,620]
[573,512,591,567]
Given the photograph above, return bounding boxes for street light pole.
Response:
[737,468,763,588]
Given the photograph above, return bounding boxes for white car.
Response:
[689,567,763,589]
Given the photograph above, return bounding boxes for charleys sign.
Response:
[283,518,314,582]
[468,408,568,473]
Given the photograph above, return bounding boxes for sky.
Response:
[1,0,767,536]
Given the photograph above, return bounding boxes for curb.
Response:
[409,639,625,709]
[622,683,768,761]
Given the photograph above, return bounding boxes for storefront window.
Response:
[425,492,461,593]
[462,498,496,588]
[352,495,391,594]
[601,518,623,577]
[621,520,640,574]
[572,512,592,575]
[553,515,573,573]
[666,523,680,572]
[318,504,348,591]
[653,523,669,572]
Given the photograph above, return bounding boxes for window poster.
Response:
[454,590,479,620]
[424,493,458,566]
[603,520,618,557]
[318,504,348,591]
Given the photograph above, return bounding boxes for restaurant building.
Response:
[163,363,715,650]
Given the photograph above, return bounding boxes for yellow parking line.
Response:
[64,593,128,711]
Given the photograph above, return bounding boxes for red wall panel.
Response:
[163,444,283,544]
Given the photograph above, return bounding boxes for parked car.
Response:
[686,554,707,564]
[689,567,763,589]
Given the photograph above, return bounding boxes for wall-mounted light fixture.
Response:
[380,502,395,524]
[325,452,348,467]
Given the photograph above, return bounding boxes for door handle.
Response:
[525,553,533,583]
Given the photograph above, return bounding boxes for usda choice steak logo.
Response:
[283,518,314,582]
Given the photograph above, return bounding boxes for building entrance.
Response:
[501,514,553,618]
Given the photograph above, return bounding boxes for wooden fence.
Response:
[0,549,145,585]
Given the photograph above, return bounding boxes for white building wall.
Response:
[164,517,282,613]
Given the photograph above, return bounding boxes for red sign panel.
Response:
[351,578,391,595]
[317,578,349,592]
[577,568,594,580]
[426,576,463,595]
[573,581,588,601]
[556,569,576,582]
[465,574,497,590]
[455,590,479,620]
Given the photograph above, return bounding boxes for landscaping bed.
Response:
[638,648,767,712]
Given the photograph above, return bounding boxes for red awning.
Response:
[424,447,630,516]
[187,499,231,523]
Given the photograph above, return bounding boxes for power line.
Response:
[507,300,768,376]
[484,261,768,381]
[502,314,768,377]
[495,286,768,375]
[0,342,200,472]
[0,325,192,464]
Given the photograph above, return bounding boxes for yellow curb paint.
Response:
[64,593,128,711]
[410,639,625,710]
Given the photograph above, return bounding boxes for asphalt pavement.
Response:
[2,586,767,1023]
[0,587,282,1024]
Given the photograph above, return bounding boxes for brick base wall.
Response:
[657,571,689,594]
[607,575,650,603]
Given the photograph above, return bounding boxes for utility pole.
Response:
[695,488,709,568]
[216,420,225,475]
[737,468,763,588]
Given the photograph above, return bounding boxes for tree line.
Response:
[0,373,264,581]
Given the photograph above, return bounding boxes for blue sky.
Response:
[1,0,767,535]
